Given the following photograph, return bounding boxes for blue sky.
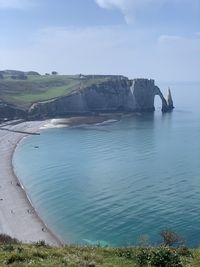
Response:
[0,0,199,81]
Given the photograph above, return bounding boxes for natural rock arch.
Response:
[154,86,174,112]
[130,79,174,113]
[154,86,168,112]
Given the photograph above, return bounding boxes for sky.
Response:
[0,0,199,81]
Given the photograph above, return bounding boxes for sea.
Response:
[13,81,200,247]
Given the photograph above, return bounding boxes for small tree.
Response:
[160,228,184,247]
[51,71,58,75]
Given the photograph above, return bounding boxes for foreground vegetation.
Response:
[0,235,200,267]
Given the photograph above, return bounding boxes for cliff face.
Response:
[0,77,174,121]
[0,102,26,121]
[28,78,173,119]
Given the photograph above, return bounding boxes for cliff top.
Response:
[0,239,198,267]
[0,72,124,109]
[0,70,158,111]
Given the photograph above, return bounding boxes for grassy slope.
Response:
[0,75,109,109]
[0,243,199,267]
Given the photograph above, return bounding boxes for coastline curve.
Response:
[0,120,63,246]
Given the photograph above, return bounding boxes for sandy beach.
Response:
[0,115,122,246]
[0,120,62,245]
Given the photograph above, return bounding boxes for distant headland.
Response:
[0,70,174,122]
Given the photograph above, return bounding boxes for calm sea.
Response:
[13,81,200,247]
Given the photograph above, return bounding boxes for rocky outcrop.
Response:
[28,78,174,119]
[167,88,174,110]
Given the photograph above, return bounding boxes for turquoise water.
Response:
[14,82,200,247]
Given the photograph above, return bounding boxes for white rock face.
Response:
[28,77,174,119]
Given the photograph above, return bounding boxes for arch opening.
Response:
[154,95,163,111]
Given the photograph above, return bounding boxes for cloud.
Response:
[95,0,132,10]
[95,0,140,24]
[95,0,165,23]
[0,0,36,9]
[94,0,199,24]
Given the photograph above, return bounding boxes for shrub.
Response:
[17,246,24,253]
[150,247,182,267]
[160,228,184,247]
[135,247,184,267]
[52,71,58,75]
[177,246,191,257]
[35,240,47,247]
[116,248,135,259]
[0,234,19,244]
[2,244,14,252]
[6,254,27,264]
[136,248,150,266]
[33,251,48,259]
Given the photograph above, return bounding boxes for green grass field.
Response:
[0,234,199,267]
[0,242,200,267]
[0,74,110,109]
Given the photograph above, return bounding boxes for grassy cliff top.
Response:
[0,73,121,109]
[0,233,199,266]
[0,242,199,267]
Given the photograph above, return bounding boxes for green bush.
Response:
[2,244,14,252]
[177,246,191,257]
[35,240,47,247]
[136,247,183,267]
[115,248,135,259]
[32,251,48,259]
[150,247,182,267]
[6,254,27,264]
[136,248,150,266]
[0,234,19,244]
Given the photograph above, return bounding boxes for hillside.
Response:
[0,70,173,121]
[0,71,112,109]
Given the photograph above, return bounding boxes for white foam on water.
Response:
[95,119,118,126]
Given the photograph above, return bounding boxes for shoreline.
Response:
[0,115,123,246]
[41,113,125,128]
[12,132,65,246]
[0,120,63,246]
